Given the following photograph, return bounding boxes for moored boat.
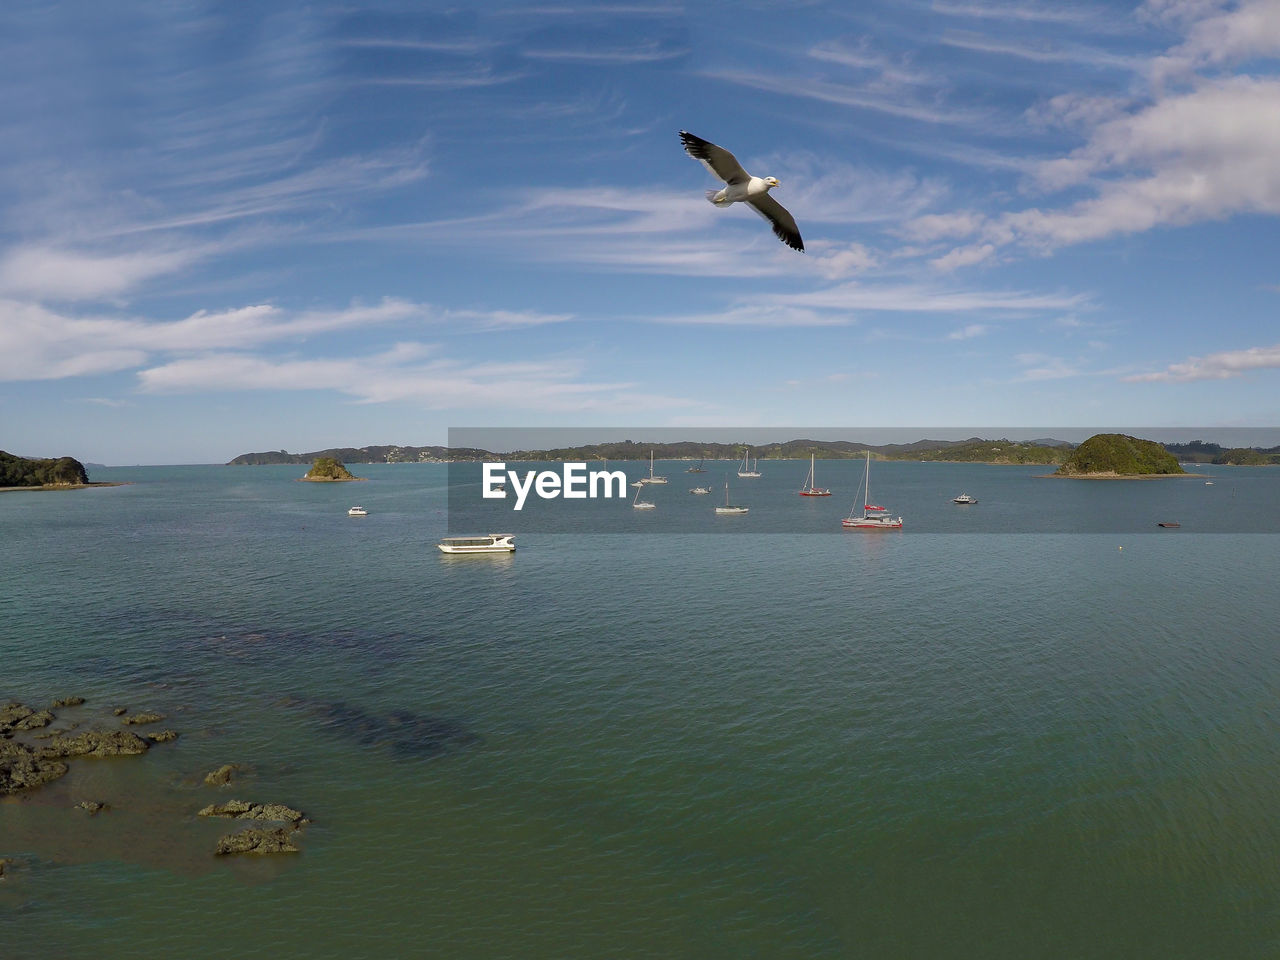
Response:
[798,454,831,496]
[348,506,368,516]
[952,493,977,504]
[842,452,902,530]
[438,534,516,554]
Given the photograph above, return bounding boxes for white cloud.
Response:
[1148,0,1280,78]
[948,323,991,339]
[931,243,995,270]
[1124,342,1280,381]
[0,246,198,301]
[136,348,680,412]
[0,297,572,383]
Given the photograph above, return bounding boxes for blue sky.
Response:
[3,0,1279,464]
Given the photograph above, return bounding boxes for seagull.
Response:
[679,130,803,252]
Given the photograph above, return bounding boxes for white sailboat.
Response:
[842,452,902,529]
[638,450,668,485]
[736,449,761,478]
[632,482,656,510]
[798,454,831,497]
[715,477,748,515]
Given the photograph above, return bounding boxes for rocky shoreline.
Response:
[1,697,311,875]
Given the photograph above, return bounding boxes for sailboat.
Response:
[638,450,668,485]
[715,477,748,515]
[632,482,656,510]
[842,452,902,529]
[736,449,761,478]
[798,454,831,497]
[686,456,706,473]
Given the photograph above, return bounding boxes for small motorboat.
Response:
[1157,522,1180,528]
[952,493,978,504]
[348,506,368,516]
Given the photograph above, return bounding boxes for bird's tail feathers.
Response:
[705,189,730,206]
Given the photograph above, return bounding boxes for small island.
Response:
[0,450,123,492]
[1048,434,1190,478]
[299,456,363,482]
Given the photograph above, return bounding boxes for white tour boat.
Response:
[842,452,902,530]
[952,493,977,504]
[438,534,516,554]
[347,506,368,516]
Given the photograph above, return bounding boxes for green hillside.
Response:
[1054,434,1184,476]
[0,450,90,486]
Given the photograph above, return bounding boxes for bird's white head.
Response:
[765,177,780,188]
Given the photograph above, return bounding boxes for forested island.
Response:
[1051,434,1186,477]
[299,457,361,481]
[0,450,94,489]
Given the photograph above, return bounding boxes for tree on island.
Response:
[0,450,90,486]
[1053,434,1184,476]
[303,457,356,481]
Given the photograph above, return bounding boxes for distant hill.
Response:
[1054,434,1184,476]
[0,450,90,487]
[229,437,1076,465]
[1162,440,1280,465]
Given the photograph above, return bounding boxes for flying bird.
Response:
[679,130,803,252]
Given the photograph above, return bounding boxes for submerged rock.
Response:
[76,800,108,815]
[203,763,240,786]
[215,827,299,856]
[301,700,478,759]
[120,711,165,726]
[0,741,69,794]
[112,707,128,716]
[51,696,86,707]
[146,729,179,743]
[197,800,307,825]
[12,709,54,731]
[39,729,149,759]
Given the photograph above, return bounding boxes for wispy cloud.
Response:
[0,297,573,383]
[136,347,682,412]
[522,41,686,63]
[702,68,982,126]
[1124,342,1280,381]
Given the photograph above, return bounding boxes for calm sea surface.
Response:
[2,462,1279,959]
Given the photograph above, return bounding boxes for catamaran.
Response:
[638,450,668,485]
[842,452,902,530]
[798,454,831,497]
[715,478,748,515]
[737,449,761,478]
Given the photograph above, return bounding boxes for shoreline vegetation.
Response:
[229,436,1280,467]
[297,456,363,482]
[1050,434,1187,479]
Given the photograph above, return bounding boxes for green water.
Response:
[2,464,1278,958]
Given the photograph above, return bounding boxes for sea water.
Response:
[2,463,1278,958]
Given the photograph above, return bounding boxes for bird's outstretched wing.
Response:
[679,130,749,185]
[746,194,804,252]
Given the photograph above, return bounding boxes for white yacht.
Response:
[638,450,668,484]
[438,534,516,554]
[632,483,656,510]
[347,506,368,516]
[715,479,748,515]
[952,493,977,504]
[736,449,761,478]
[689,485,712,495]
